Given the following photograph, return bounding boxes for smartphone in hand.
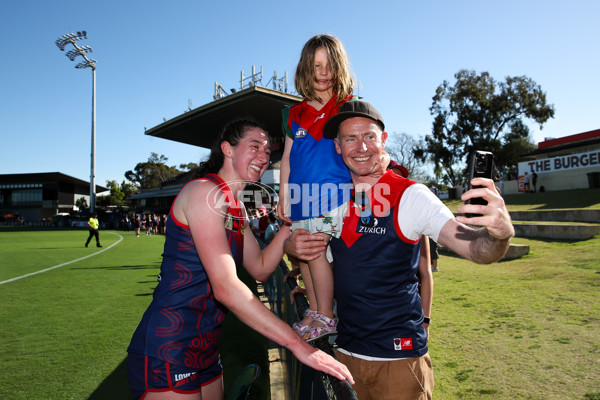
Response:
[465,150,494,217]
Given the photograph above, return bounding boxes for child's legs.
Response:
[307,233,334,319]
[296,259,317,325]
[297,259,318,309]
[290,204,342,328]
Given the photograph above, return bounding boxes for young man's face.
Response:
[334,117,388,178]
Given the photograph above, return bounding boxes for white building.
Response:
[515,129,600,192]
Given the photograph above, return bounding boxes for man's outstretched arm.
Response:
[438,178,514,264]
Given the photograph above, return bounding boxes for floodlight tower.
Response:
[55,31,97,213]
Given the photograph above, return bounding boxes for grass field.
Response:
[1,187,599,399]
[430,235,600,400]
[443,187,600,213]
[0,230,268,400]
[435,187,600,399]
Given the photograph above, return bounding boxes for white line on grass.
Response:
[0,232,124,285]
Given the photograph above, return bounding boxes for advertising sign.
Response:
[519,150,600,174]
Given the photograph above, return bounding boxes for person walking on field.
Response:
[85,213,102,248]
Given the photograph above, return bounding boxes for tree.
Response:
[179,162,199,171]
[120,180,138,199]
[385,132,431,183]
[96,180,138,209]
[125,153,183,189]
[105,180,125,204]
[75,197,88,211]
[418,69,554,186]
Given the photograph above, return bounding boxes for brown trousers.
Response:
[335,350,434,400]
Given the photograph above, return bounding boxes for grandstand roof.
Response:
[0,172,108,192]
[144,86,302,161]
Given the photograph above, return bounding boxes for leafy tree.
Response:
[385,132,431,183]
[96,180,140,210]
[418,69,554,186]
[179,162,199,171]
[125,153,183,189]
[120,180,139,199]
[75,197,88,211]
[106,180,125,204]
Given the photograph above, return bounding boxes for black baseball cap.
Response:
[323,100,385,139]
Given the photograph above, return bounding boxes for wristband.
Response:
[423,317,431,325]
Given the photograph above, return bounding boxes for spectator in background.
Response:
[430,237,440,273]
[493,166,500,182]
[159,214,167,235]
[122,214,130,232]
[509,165,517,180]
[523,172,530,193]
[264,214,279,243]
[145,215,153,235]
[152,214,159,235]
[258,205,269,239]
[429,184,438,196]
[249,209,260,235]
[134,215,141,237]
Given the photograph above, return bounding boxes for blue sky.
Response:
[1,0,598,185]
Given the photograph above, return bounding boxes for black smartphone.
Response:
[465,150,494,217]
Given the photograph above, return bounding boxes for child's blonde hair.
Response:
[294,34,354,104]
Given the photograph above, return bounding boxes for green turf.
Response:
[0,230,267,400]
[429,235,600,399]
[1,188,599,399]
[443,187,600,213]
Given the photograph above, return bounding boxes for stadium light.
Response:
[55,31,97,213]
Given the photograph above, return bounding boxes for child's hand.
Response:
[283,267,301,283]
[289,285,307,304]
[277,198,292,224]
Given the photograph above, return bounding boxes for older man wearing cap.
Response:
[286,100,514,399]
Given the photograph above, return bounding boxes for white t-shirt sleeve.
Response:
[396,183,455,242]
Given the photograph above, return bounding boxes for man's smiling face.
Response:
[335,117,388,179]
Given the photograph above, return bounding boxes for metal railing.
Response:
[257,234,357,400]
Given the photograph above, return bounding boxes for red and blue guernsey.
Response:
[330,170,428,359]
[127,174,244,371]
[282,95,355,221]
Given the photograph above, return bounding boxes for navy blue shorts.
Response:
[127,352,223,399]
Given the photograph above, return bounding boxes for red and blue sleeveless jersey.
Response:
[282,95,355,221]
[330,170,428,359]
[128,174,245,371]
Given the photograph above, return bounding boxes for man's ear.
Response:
[221,141,232,158]
[381,130,388,145]
[334,137,342,155]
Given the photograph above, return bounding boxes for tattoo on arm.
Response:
[453,224,510,264]
[469,228,510,264]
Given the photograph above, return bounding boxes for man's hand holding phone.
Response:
[456,151,514,240]
[464,150,494,217]
[457,177,514,240]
